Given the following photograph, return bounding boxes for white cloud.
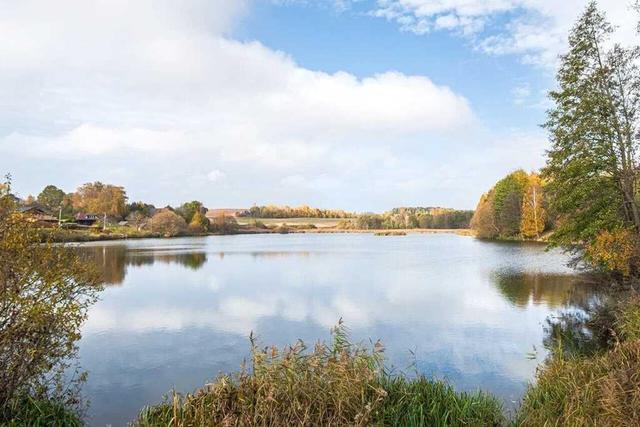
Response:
[372,0,640,67]
[0,0,481,208]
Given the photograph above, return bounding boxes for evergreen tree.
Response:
[543,2,640,257]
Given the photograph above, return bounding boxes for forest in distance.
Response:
[8,180,478,238]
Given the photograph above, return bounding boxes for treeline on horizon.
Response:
[18,184,476,232]
[238,205,354,219]
[13,182,236,236]
[240,204,474,230]
[341,207,474,230]
[471,170,551,240]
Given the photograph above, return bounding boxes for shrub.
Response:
[585,228,640,278]
[151,209,188,237]
[188,211,210,234]
[0,179,101,422]
[518,296,640,426]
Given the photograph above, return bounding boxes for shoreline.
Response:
[46,227,476,243]
[44,227,553,243]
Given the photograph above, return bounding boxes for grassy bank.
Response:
[1,397,82,427]
[517,293,640,426]
[39,226,259,243]
[40,227,164,242]
[134,324,504,427]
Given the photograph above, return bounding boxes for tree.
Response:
[127,201,156,218]
[126,211,149,231]
[177,201,206,224]
[543,2,640,259]
[585,228,640,277]
[151,209,187,237]
[0,177,101,419]
[37,185,65,212]
[72,182,127,219]
[188,211,210,234]
[520,174,546,239]
[492,170,528,237]
[471,192,498,239]
[209,213,238,234]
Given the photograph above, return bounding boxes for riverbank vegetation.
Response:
[517,293,640,426]
[135,324,504,427]
[516,2,640,425]
[0,178,101,424]
[471,170,551,241]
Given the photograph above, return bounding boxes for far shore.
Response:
[44,226,475,243]
[296,228,473,236]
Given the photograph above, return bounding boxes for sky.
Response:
[1,0,638,211]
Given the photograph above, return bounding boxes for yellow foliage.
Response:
[520,173,546,238]
[470,192,498,238]
[72,182,127,218]
[586,228,639,277]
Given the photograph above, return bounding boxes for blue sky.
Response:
[0,0,637,211]
[240,1,548,130]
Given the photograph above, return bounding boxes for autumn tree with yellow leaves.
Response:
[520,174,546,239]
[72,182,127,219]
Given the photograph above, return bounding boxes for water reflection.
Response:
[492,270,600,309]
[218,251,313,259]
[78,244,208,285]
[74,234,600,426]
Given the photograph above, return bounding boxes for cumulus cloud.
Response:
[0,0,484,208]
[372,0,640,67]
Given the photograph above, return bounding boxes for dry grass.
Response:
[134,323,504,426]
[517,296,640,426]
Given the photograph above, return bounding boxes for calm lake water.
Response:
[75,233,597,426]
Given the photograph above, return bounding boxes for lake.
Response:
[75,233,597,426]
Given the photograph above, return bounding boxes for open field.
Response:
[235,217,346,228]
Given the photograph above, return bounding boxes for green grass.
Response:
[134,324,504,426]
[1,396,82,427]
[376,376,503,426]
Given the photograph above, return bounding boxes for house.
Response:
[75,212,100,226]
[18,205,58,225]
